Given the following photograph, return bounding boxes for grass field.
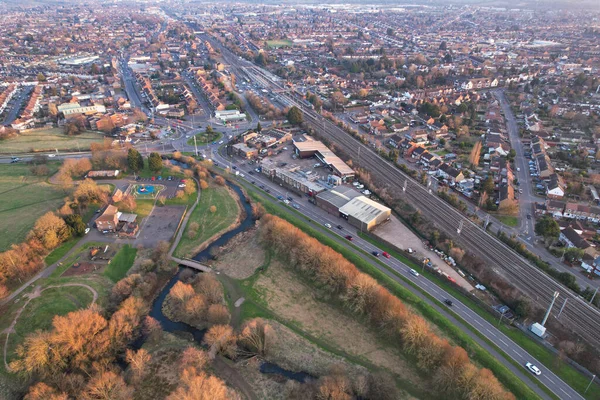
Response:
[44,238,81,266]
[0,163,64,251]
[103,245,137,282]
[266,39,293,48]
[4,285,95,365]
[236,180,545,400]
[134,199,155,220]
[174,183,239,258]
[497,215,519,227]
[0,128,106,154]
[186,130,222,146]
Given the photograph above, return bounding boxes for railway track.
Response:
[241,56,600,349]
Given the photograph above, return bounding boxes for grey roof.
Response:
[317,186,362,208]
[118,213,137,223]
[339,196,391,224]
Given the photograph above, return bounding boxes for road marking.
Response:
[559,388,572,398]
[473,320,483,326]
[485,329,497,337]
[546,377,555,384]
[499,339,508,346]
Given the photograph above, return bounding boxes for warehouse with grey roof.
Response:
[316,187,391,231]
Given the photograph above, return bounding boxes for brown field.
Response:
[211,228,266,279]
[253,261,427,390]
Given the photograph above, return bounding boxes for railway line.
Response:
[241,64,600,349]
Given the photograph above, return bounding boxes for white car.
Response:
[409,269,420,277]
[525,362,541,376]
[324,223,332,229]
[47,154,56,158]
[84,228,90,235]
[178,184,186,188]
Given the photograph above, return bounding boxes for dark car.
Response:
[527,214,531,220]
[345,235,353,241]
[444,299,453,306]
[248,171,254,175]
[287,196,293,201]
[265,189,270,193]
[232,166,237,170]
[372,251,380,257]
[337,225,343,229]
[259,185,265,189]
[251,180,255,184]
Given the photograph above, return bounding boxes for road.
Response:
[2,86,32,125]
[0,111,588,398]
[222,53,600,353]
[207,146,582,400]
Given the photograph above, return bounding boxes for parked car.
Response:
[293,204,300,209]
[277,195,284,200]
[525,362,541,376]
[178,184,186,188]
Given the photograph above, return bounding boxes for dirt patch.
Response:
[211,229,266,279]
[372,216,473,291]
[61,262,105,277]
[253,261,429,394]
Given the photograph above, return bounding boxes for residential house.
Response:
[96,205,118,232]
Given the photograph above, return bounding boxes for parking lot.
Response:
[135,205,186,247]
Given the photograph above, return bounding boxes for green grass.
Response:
[357,232,599,400]
[186,130,222,146]
[0,128,106,154]
[497,215,519,227]
[174,183,239,258]
[134,199,155,219]
[0,162,64,251]
[266,39,293,48]
[5,285,94,365]
[44,237,82,266]
[240,182,545,400]
[47,242,107,278]
[103,245,137,282]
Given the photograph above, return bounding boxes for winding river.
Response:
[138,181,312,382]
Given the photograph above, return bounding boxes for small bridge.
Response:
[171,257,212,272]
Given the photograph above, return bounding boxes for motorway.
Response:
[209,46,600,355]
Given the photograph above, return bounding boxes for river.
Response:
[137,180,312,382]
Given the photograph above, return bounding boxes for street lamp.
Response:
[585,374,596,394]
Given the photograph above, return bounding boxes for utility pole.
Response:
[590,287,599,305]
[542,291,559,326]
[557,297,568,319]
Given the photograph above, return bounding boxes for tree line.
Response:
[0,162,110,299]
[258,214,515,400]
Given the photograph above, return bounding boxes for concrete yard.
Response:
[134,205,187,247]
[372,216,474,291]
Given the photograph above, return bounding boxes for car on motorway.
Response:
[371,251,380,257]
[345,235,353,241]
[382,251,391,258]
[444,299,453,306]
[324,223,332,229]
[337,225,343,229]
[47,154,56,158]
[527,214,531,220]
[525,362,541,376]
[409,269,420,277]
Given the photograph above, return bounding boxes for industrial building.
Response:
[316,187,391,231]
[293,135,355,181]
